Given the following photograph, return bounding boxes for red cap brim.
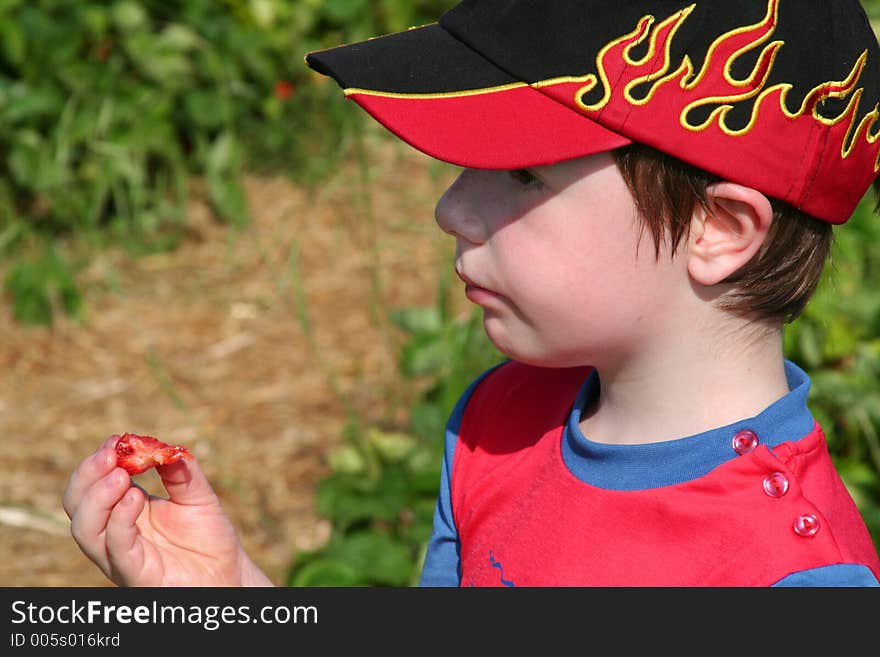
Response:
[346,85,631,169]
[307,24,630,169]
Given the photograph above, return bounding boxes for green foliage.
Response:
[391,271,508,441]
[287,425,441,587]
[0,0,458,324]
[785,195,880,546]
[3,242,82,325]
[287,280,504,587]
[863,0,880,22]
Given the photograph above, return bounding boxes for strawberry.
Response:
[114,433,193,475]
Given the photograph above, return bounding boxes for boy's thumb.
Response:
[157,457,219,507]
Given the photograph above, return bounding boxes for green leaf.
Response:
[183,90,232,132]
[205,132,249,226]
[316,472,401,528]
[0,0,24,14]
[158,24,202,51]
[288,558,365,587]
[0,16,25,66]
[400,330,447,377]
[379,0,417,32]
[77,5,111,38]
[399,498,438,545]
[112,1,148,32]
[824,317,859,361]
[367,428,416,463]
[2,83,65,124]
[406,448,443,495]
[123,32,193,85]
[323,0,370,24]
[409,401,447,441]
[326,445,365,475]
[8,131,41,187]
[797,321,823,369]
[389,306,442,335]
[323,531,414,586]
[207,173,248,227]
[3,246,82,325]
[205,131,239,173]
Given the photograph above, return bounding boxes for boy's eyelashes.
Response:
[508,168,543,188]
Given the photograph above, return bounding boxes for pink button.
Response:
[732,429,759,455]
[794,514,820,538]
[763,472,789,498]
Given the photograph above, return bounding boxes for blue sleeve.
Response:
[771,564,880,587]
[418,365,505,587]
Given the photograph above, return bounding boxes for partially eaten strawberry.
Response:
[114,433,193,475]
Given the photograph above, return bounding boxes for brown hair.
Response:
[611,143,849,325]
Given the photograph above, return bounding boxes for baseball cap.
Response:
[306,0,880,224]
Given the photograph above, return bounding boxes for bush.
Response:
[287,276,505,587]
[785,196,880,544]
[0,0,458,324]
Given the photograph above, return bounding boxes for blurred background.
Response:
[1,0,878,587]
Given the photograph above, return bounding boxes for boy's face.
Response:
[434,151,693,368]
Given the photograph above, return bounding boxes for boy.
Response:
[64,0,880,586]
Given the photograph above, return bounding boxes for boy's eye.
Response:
[508,169,541,187]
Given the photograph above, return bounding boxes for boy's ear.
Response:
[687,182,773,286]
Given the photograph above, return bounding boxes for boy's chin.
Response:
[484,327,585,369]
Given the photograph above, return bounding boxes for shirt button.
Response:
[794,514,820,538]
[732,429,759,455]
[763,472,790,498]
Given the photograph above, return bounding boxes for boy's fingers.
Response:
[63,444,121,519]
[69,468,130,571]
[157,457,219,507]
[105,487,147,583]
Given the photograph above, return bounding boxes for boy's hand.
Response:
[62,435,273,587]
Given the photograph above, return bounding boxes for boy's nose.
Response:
[434,169,487,245]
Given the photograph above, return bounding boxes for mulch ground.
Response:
[0,141,462,586]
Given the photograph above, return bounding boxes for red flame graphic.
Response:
[534,0,880,221]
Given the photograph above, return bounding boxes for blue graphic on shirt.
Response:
[489,550,516,587]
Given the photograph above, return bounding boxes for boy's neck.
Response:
[578,322,790,446]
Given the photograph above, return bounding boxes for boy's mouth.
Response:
[455,266,482,289]
[455,267,503,305]
[464,284,504,306]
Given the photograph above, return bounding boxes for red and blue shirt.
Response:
[419,360,880,586]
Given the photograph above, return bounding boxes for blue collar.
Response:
[561,360,815,491]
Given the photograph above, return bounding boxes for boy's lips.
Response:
[455,268,503,305]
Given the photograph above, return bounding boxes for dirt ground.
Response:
[0,141,463,587]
